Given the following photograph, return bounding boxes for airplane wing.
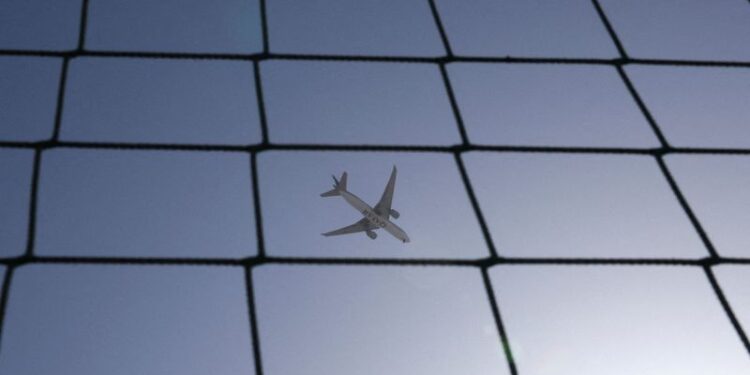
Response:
[374,166,397,217]
[322,218,376,237]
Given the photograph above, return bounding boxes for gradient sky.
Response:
[261,60,461,145]
[60,57,262,145]
[1,0,749,374]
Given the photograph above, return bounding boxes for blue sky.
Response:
[1,0,750,374]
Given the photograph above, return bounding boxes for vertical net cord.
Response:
[427,0,518,373]
[0,0,749,372]
[0,0,92,354]
[592,0,750,357]
[245,1,270,370]
[244,265,265,375]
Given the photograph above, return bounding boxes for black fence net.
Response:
[1,1,749,374]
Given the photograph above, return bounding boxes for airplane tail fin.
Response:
[320,172,348,197]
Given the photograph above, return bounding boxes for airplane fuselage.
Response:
[340,189,410,243]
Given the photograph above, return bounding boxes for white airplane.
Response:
[321,166,410,243]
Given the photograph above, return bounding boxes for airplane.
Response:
[320,166,410,243]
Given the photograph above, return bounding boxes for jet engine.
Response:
[390,209,400,219]
[366,230,377,239]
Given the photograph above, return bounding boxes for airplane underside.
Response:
[321,166,410,243]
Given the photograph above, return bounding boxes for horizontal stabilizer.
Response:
[320,172,348,197]
[320,189,339,197]
[337,172,348,190]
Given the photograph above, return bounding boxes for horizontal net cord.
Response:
[1,49,750,69]
[3,141,750,156]
[0,255,747,268]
